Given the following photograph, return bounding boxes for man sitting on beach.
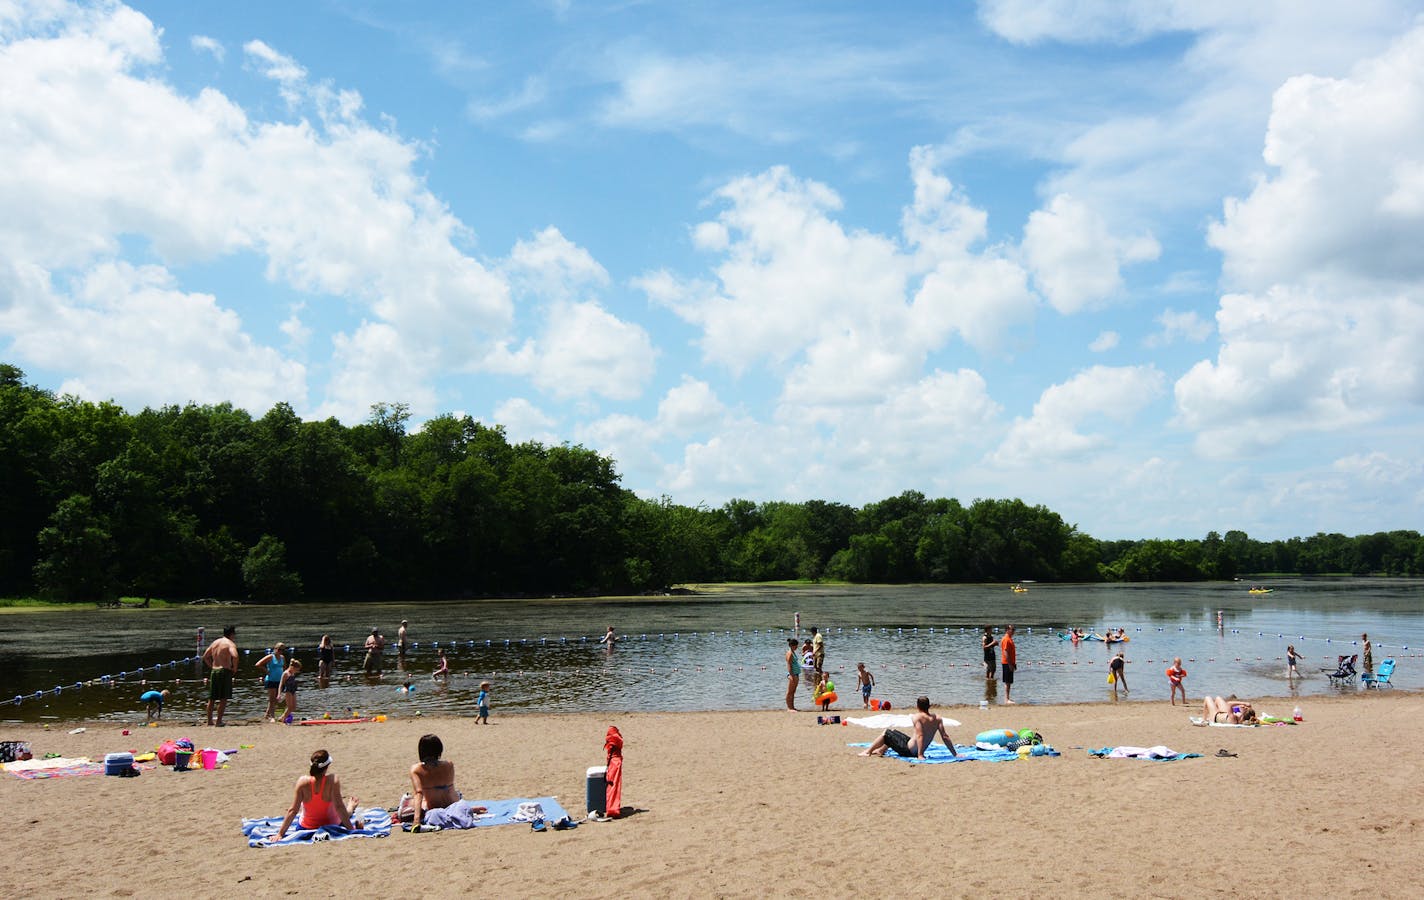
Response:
[859,696,957,759]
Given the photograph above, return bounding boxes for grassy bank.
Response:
[0,596,185,613]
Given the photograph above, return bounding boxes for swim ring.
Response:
[814,691,838,705]
[975,728,1016,746]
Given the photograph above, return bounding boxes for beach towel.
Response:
[242,807,391,847]
[2,757,131,779]
[1190,717,1254,728]
[407,797,571,831]
[849,743,1059,764]
[605,726,623,818]
[1090,746,1202,761]
[845,714,962,729]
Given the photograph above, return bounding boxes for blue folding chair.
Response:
[1361,657,1395,689]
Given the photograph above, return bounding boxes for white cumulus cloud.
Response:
[993,364,1165,465]
[1181,24,1424,456]
[1022,194,1160,314]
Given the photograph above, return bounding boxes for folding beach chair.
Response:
[1322,654,1357,686]
[1361,657,1395,689]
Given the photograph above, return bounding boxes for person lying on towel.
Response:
[859,696,957,759]
[276,749,363,839]
[1202,696,1258,725]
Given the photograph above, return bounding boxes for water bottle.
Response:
[1293,706,1302,722]
[979,699,989,711]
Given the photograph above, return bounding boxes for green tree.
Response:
[242,534,303,601]
[33,494,114,601]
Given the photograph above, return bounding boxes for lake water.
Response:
[3,579,1421,723]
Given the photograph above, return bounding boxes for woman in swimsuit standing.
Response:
[981,627,999,680]
[255,643,287,722]
[317,634,335,681]
[275,749,361,838]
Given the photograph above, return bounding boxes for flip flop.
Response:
[1215,749,1238,757]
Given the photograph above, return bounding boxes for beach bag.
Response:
[0,741,31,763]
[156,740,179,766]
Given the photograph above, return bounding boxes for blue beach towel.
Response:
[410,796,570,830]
[848,743,1060,764]
[242,807,392,847]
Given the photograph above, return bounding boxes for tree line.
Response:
[3,364,1422,602]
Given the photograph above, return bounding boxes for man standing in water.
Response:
[785,638,801,711]
[859,696,957,758]
[1000,624,1018,705]
[600,625,617,651]
[811,626,825,675]
[364,628,384,674]
[202,625,239,726]
[397,620,409,662]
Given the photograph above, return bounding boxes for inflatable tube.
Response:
[975,728,1016,746]
[814,691,838,705]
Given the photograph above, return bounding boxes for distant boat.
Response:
[1010,584,1028,593]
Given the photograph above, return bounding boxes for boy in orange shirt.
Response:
[1166,657,1187,705]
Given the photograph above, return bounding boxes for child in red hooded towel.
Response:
[604,726,623,819]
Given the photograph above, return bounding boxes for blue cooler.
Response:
[585,765,607,816]
[104,752,134,776]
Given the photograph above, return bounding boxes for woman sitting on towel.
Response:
[406,734,477,825]
[276,749,362,838]
[1202,696,1258,725]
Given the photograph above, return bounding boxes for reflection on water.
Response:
[2,579,1422,722]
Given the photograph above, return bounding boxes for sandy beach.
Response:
[1,690,1420,899]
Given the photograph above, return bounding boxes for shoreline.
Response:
[4,684,1410,728]
[2,691,1420,897]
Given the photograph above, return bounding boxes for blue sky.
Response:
[4,0,1424,540]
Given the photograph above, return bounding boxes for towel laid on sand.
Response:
[1,757,149,779]
[413,797,570,831]
[1189,716,1255,728]
[1090,746,1202,761]
[3,757,96,778]
[849,742,1059,764]
[242,808,391,847]
[846,714,961,729]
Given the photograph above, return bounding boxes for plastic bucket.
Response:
[200,749,218,770]
[173,750,192,771]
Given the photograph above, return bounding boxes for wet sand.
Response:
[1,691,1420,898]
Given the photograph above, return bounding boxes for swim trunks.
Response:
[208,667,234,701]
[1001,663,1015,685]
[861,684,872,700]
[882,728,912,758]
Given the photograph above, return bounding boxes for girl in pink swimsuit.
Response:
[276,749,362,838]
